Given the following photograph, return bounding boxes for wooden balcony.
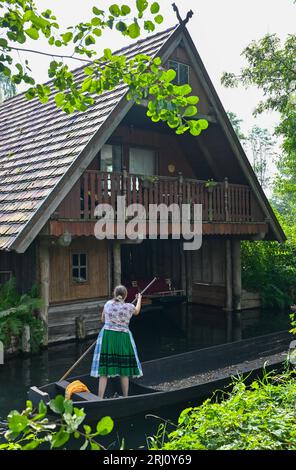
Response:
[50,171,268,237]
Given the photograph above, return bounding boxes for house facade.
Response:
[0,25,285,344]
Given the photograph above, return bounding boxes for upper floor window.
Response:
[129,147,157,176]
[168,60,190,86]
[72,253,87,283]
[100,144,122,173]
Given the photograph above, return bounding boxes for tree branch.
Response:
[5,45,92,64]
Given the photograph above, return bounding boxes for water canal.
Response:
[0,304,291,449]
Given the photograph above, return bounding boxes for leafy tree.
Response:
[221,30,296,197]
[227,111,246,141]
[248,125,275,190]
[0,72,16,102]
[0,0,208,137]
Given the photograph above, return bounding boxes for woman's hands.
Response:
[134,293,142,315]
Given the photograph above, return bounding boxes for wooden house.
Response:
[0,25,285,344]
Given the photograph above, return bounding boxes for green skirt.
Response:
[99,329,141,378]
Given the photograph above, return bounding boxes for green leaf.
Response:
[179,84,192,96]
[93,28,102,37]
[85,35,95,46]
[55,40,62,47]
[128,22,141,39]
[84,66,94,75]
[162,69,176,82]
[136,0,149,14]
[8,411,29,433]
[151,2,160,14]
[96,416,114,436]
[81,77,92,92]
[51,429,70,449]
[38,400,47,416]
[183,105,197,117]
[144,21,155,32]
[121,5,131,15]
[198,119,209,130]
[91,17,101,26]
[49,395,65,414]
[0,38,8,48]
[25,28,39,40]
[153,57,161,66]
[154,15,164,24]
[62,32,73,43]
[109,4,121,17]
[186,96,199,105]
[116,21,127,32]
[22,440,41,450]
[90,441,101,450]
[92,7,104,16]
[103,48,112,60]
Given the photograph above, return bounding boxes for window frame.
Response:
[71,252,88,284]
[168,59,190,86]
[128,145,159,176]
[99,143,123,173]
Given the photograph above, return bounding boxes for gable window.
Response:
[100,144,122,173]
[72,253,87,283]
[168,60,190,85]
[129,147,157,176]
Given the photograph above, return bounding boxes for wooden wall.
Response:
[0,241,37,293]
[191,238,227,307]
[49,237,108,304]
[110,126,197,179]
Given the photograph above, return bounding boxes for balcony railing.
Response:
[77,171,256,223]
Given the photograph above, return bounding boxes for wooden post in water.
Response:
[39,239,50,346]
[76,316,86,341]
[232,239,242,310]
[225,239,233,311]
[21,324,31,354]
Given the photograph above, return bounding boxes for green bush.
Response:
[241,205,296,309]
[150,368,296,450]
[0,278,44,353]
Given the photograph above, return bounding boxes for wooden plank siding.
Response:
[0,240,37,292]
[49,237,108,304]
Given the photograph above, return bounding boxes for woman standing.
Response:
[91,285,143,398]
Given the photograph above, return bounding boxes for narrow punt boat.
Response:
[28,331,292,421]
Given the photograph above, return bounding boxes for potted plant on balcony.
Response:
[205,178,218,193]
[141,175,159,189]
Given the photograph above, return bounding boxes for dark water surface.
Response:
[0,304,290,449]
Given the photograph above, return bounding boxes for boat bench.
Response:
[56,380,100,401]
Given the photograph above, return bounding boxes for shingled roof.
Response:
[0,25,178,251]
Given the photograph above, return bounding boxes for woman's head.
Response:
[113,285,127,302]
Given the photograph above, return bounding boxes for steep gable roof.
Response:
[0,26,178,251]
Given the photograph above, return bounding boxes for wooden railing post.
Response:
[224,177,229,222]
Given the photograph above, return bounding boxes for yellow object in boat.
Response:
[65,380,90,399]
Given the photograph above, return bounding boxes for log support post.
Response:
[39,239,50,346]
[113,240,122,288]
[232,239,242,311]
[225,239,233,311]
[76,316,86,341]
[21,324,31,354]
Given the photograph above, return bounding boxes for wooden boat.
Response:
[28,330,292,421]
